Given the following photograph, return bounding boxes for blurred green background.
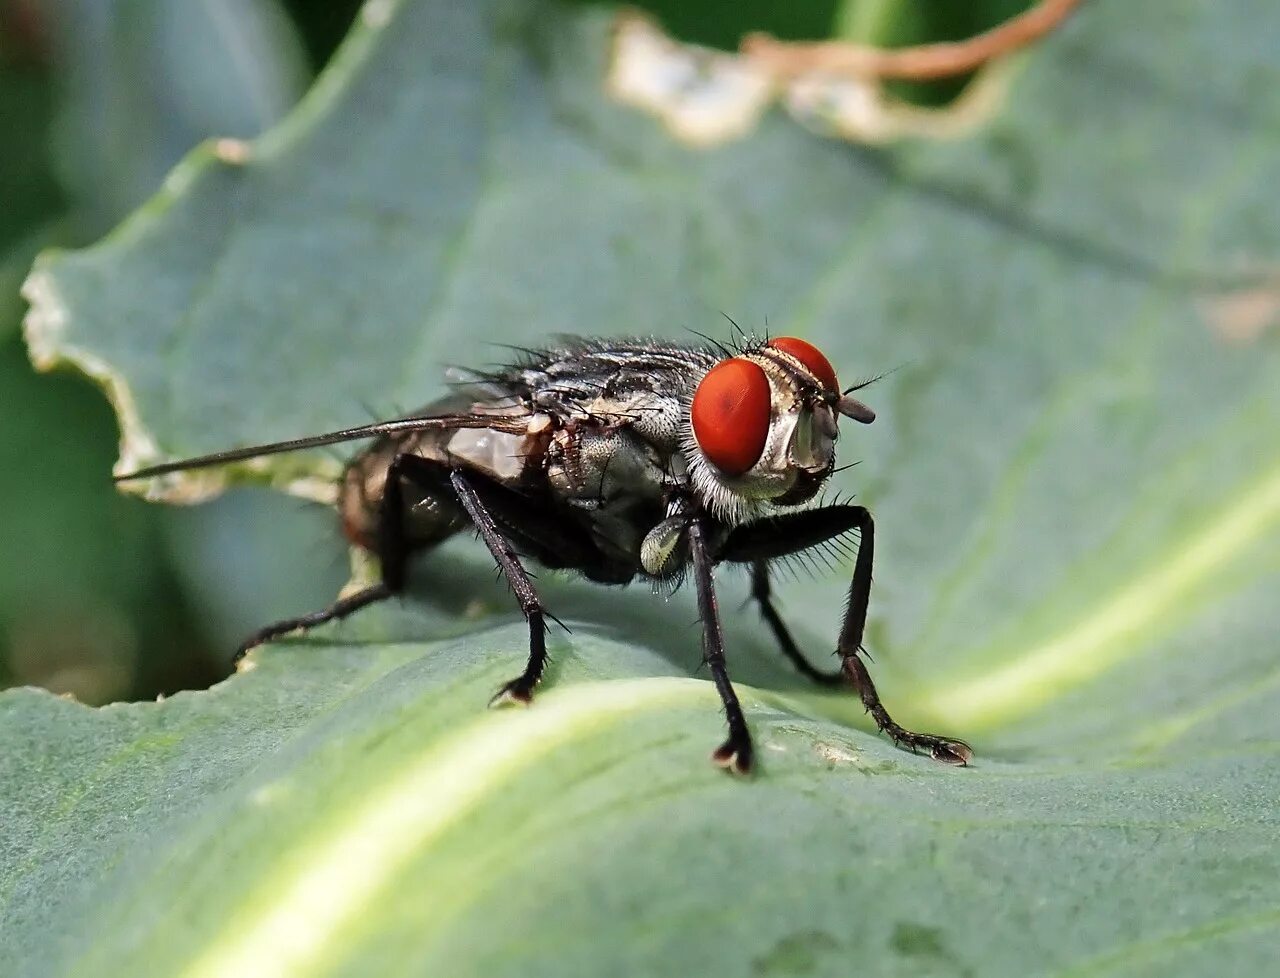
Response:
[0,0,1030,704]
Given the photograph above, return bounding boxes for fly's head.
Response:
[683,337,876,522]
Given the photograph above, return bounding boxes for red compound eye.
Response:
[767,336,839,393]
[691,358,772,475]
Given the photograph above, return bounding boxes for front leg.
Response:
[688,518,754,775]
[720,506,972,765]
[750,560,844,687]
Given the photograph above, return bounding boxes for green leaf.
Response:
[43,0,309,233]
[0,1,318,700]
[10,0,1280,976]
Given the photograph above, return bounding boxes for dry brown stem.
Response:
[742,0,1082,81]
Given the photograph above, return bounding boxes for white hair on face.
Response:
[679,410,763,524]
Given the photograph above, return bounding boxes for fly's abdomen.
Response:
[337,394,553,552]
[338,428,461,551]
[339,436,399,549]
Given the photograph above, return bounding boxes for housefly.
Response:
[116,335,971,773]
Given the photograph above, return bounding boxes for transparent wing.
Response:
[114,414,530,481]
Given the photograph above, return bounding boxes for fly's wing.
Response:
[114,413,532,481]
[115,339,718,483]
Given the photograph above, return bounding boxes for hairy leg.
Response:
[719,507,971,764]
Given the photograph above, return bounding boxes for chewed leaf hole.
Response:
[604,1,1070,147]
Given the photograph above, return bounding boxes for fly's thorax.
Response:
[683,339,855,523]
[545,420,671,505]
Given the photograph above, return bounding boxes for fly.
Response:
[116,334,972,773]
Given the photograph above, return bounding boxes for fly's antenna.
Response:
[838,364,910,424]
[842,364,904,395]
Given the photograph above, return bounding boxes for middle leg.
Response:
[445,467,550,705]
[374,454,555,703]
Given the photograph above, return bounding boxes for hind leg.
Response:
[234,451,457,660]
[234,584,392,662]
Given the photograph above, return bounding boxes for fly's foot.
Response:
[711,733,755,776]
[894,731,973,766]
[488,678,537,708]
[842,656,972,766]
[928,737,973,766]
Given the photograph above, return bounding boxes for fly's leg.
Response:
[689,518,754,775]
[750,560,844,687]
[446,468,550,706]
[719,506,972,765]
[234,450,451,662]
[234,585,391,662]
[382,456,555,704]
[834,507,971,764]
